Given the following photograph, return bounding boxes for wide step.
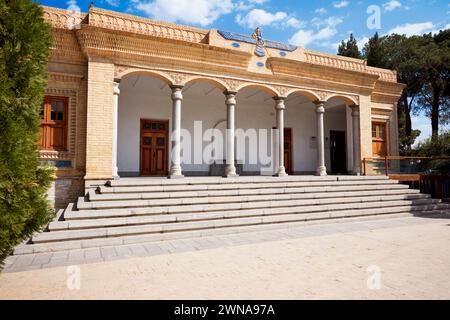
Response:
[12,176,450,256]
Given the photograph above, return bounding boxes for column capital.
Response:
[274,97,285,110]
[170,85,183,100]
[225,92,236,106]
[113,81,120,95]
[224,90,237,96]
[350,105,360,116]
[314,101,325,113]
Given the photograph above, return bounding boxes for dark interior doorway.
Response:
[330,130,347,174]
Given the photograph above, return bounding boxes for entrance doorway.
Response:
[330,130,347,174]
[140,119,169,176]
[284,128,293,174]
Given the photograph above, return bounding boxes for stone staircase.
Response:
[13,175,450,255]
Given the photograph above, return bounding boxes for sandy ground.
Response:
[0,217,449,299]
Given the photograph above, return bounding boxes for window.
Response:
[39,96,68,151]
[372,122,387,156]
[372,122,386,141]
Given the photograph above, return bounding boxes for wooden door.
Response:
[372,122,387,157]
[284,128,293,174]
[140,119,169,176]
[330,130,347,174]
[40,96,68,151]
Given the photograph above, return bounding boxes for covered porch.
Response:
[112,72,362,179]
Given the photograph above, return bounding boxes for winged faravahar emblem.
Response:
[251,27,266,57]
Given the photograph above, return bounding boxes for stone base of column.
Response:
[315,166,327,176]
[273,167,288,177]
[223,173,239,178]
[168,166,184,179]
[223,165,238,178]
[168,174,184,179]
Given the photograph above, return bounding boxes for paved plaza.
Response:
[0,214,449,299]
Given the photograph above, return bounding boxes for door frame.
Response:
[139,118,169,176]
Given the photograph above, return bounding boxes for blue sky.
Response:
[40,0,449,143]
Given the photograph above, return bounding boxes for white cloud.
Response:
[134,0,234,26]
[388,22,435,36]
[285,17,303,29]
[383,0,401,12]
[105,0,120,6]
[236,8,288,28]
[235,0,268,11]
[235,1,253,11]
[315,8,327,15]
[357,36,370,48]
[312,16,343,28]
[289,16,344,47]
[333,1,349,8]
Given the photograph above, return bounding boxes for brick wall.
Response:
[85,60,115,179]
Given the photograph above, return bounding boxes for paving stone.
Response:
[31,253,53,266]
[114,246,133,258]
[12,255,35,268]
[100,247,118,260]
[67,250,86,265]
[128,245,149,257]
[83,248,102,262]
[142,244,165,256]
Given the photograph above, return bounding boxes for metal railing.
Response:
[362,156,450,200]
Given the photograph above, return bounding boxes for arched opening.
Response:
[235,85,278,175]
[120,70,173,86]
[180,78,227,176]
[117,74,172,176]
[284,91,320,174]
[324,96,356,174]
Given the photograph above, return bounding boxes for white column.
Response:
[169,85,184,178]
[351,105,361,175]
[315,101,327,176]
[112,80,120,179]
[224,91,238,177]
[274,97,287,177]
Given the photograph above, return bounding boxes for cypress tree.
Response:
[0,0,54,266]
[337,33,362,59]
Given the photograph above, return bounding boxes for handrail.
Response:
[362,156,450,176]
[363,156,450,161]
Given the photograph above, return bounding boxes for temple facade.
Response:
[40,5,405,207]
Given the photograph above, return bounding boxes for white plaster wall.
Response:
[117,76,349,175]
[118,90,172,174]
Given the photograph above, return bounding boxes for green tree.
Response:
[363,33,423,153]
[337,33,362,59]
[414,30,450,140]
[0,0,54,266]
[363,32,386,67]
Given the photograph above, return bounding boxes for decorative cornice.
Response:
[304,50,397,83]
[371,80,406,104]
[76,26,252,69]
[48,72,84,83]
[42,6,87,29]
[49,28,87,64]
[88,7,208,43]
[267,57,378,96]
